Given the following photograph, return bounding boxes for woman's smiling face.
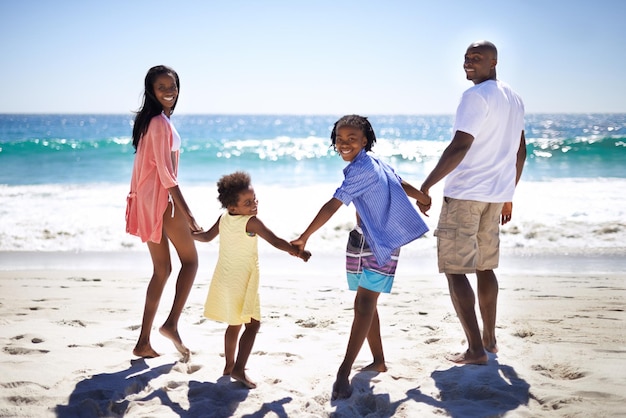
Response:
[152,73,178,114]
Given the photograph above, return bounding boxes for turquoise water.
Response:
[1,113,624,186]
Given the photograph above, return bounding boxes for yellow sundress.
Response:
[204,213,260,325]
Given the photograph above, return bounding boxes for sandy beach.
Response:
[1,247,624,418]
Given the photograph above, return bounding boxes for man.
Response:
[419,40,527,365]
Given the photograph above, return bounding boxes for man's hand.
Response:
[500,202,513,225]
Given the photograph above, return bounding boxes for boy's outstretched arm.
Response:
[247,217,311,262]
[401,179,431,215]
[291,198,342,251]
[192,216,220,242]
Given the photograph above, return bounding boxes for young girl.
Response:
[291,115,431,400]
[126,65,202,361]
[194,171,310,389]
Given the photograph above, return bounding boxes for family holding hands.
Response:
[125,40,526,400]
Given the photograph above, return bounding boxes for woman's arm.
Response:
[168,185,202,232]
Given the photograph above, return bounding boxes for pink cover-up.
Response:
[126,114,179,243]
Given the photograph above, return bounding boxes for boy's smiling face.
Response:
[334,126,368,162]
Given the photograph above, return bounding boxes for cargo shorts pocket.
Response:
[434,226,457,271]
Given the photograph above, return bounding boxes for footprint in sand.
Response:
[58,319,86,327]
[3,346,49,355]
[532,363,586,380]
[10,334,45,344]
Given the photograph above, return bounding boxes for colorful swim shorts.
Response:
[346,227,400,294]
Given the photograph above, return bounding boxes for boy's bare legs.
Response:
[445,273,488,365]
[133,238,172,358]
[223,325,242,375]
[477,269,498,353]
[333,287,380,400]
[360,309,387,372]
[231,319,260,389]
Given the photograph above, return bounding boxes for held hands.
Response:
[500,202,513,225]
[298,250,312,262]
[290,236,310,262]
[188,217,203,234]
[416,190,432,216]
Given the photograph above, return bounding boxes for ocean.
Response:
[1,113,625,255]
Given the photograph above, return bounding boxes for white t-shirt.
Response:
[444,80,524,202]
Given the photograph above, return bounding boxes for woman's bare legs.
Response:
[133,202,198,360]
[133,235,172,358]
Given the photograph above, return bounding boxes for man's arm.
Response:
[420,130,474,195]
[515,130,527,185]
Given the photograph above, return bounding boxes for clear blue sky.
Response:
[2,0,625,115]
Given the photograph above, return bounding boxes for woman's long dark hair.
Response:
[132,65,180,150]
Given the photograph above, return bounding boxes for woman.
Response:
[126,65,202,361]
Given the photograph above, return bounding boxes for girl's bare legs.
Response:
[333,287,380,400]
[133,234,172,358]
[132,202,198,360]
[231,319,261,389]
[360,309,387,372]
[223,325,242,375]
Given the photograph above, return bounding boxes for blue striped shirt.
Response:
[333,149,429,265]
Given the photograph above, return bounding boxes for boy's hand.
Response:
[416,192,432,216]
[290,237,306,252]
[299,250,312,262]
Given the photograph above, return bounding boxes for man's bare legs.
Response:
[224,319,260,389]
[333,287,380,400]
[477,269,498,353]
[133,202,198,361]
[360,309,387,372]
[445,273,488,365]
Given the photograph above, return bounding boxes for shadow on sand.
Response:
[408,356,530,417]
[330,356,529,417]
[55,359,293,417]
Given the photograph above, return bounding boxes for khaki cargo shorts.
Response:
[434,197,503,274]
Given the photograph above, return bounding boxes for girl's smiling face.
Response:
[228,186,258,216]
[334,126,368,162]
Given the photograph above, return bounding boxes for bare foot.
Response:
[360,362,388,372]
[159,326,190,362]
[231,371,257,389]
[447,350,488,365]
[132,345,160,359]
[331,377,352,400]
[484,343,498,354]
